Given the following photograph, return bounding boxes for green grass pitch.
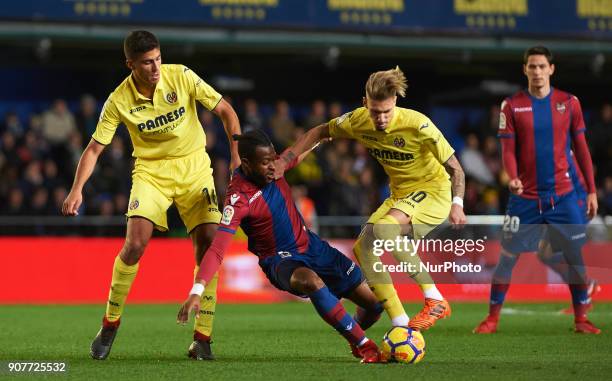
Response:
[1,303,611,380]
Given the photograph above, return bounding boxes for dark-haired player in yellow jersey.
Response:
[62,30,241,360]
[277,67,466,331]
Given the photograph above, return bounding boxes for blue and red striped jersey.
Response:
[498,88,587,199]
[217,168,310,260]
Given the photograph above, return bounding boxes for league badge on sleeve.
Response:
[221,205,234,225]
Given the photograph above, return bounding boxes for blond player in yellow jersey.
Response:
[277,67,466,330]
[61,31,241,360]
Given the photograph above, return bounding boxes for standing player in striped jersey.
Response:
[177,130,385,363]
[62,30,241,359]
[276,67,467,331]
[474,46,600,334]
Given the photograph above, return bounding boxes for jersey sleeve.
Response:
[497,99,515,139]
[418,118,455,164]
[195,188,249,283]
[570,95,587,136]
[218,191,249,234]
[328,111,355,139]
[91,96,121,145]
[182,65,223,111]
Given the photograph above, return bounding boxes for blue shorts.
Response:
[574,185,588,225]
[259,232,364,299]
[501,191,587,254]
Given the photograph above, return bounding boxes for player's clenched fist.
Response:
[62,191,82,216]
[508,178,523,195]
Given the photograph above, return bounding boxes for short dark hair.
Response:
[233,129,273,161]
[523,46,553,64]
[124,30,160,59]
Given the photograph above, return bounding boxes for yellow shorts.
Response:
[126,150,221,232]
[367,187,451,239]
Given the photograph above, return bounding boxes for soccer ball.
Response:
[381,326,426,364]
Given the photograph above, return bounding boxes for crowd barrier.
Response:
[1,237,610,303]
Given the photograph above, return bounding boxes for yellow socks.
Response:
[105,256,139,322]
[193,267,218,339]
[353,225,408,325]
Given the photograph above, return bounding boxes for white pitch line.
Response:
[502,307,612,316]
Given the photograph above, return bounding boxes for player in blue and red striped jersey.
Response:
[177,129,386,363]
[474,46,601,334]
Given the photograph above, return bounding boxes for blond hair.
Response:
[365,66,407,100]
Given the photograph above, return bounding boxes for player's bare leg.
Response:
[188,223,218,360]
[91,217,153,360]
[290,267,383,363]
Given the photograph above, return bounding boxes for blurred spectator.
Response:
[76,94,99,144]
[285,127,323,185]
[602,176,612,216]
[41,99,77,145]
[1,96,609,237]
[482,136,501,179]
[4,187,25,215]
[460,133,495,185]
[302,100,327,129]
[2,111,24,138]
[589,102,612,176]
[329,157,362,216]
[241,98,265,133]
[66,130,84,175]
[114,193,129,215]
[28,187,51,215]
[292,184,318,233]
[1,131,20,167]
[269,100,296,150]
[201,108,232,204]
[18,130,49,163]
[201,109,230,161]
[51,186,68,214]
[20,160,44,197]
[328,101,344,120]
[42,158,64,191]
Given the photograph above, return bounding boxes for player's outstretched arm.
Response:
[213,98,242,171]
[274,123,331,178]
[177,229,235,324]
[443,154,467,227]
[61,139,105,216]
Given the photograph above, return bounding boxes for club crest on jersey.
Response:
[221,205,234,225]
[165,91,178,104]
[393,137,406,148]
[129,199,139,210]
[556,102,566,114]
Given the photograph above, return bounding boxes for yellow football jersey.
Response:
[329,107,454,197]
[93,64,222,160]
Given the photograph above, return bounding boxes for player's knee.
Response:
[121,238,148,263]
[372,215,402,242]
[290,267,324,295]
[352,226,372,259]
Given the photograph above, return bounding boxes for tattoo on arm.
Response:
[282,151,296,165]
[444,155,465,199]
